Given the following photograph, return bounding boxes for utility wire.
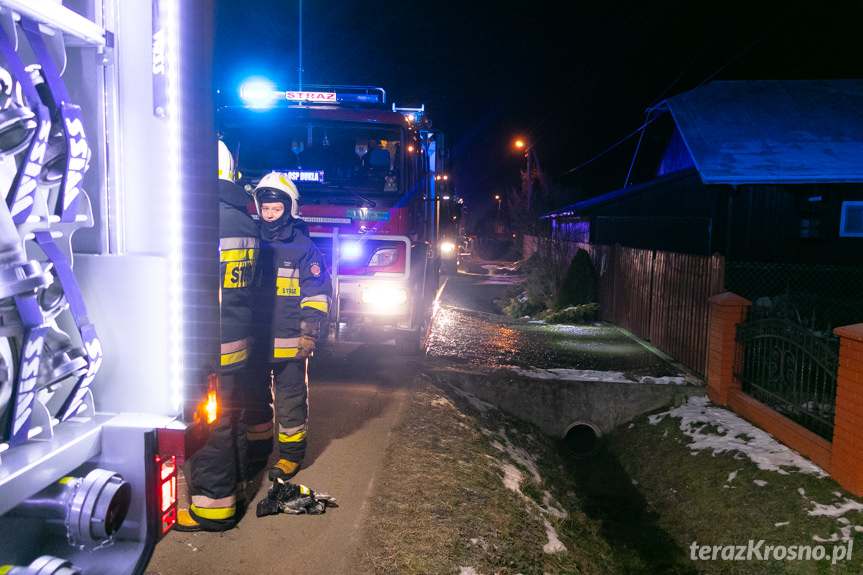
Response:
[557,113,661,178]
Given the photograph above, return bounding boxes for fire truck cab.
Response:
[219,84,443,354]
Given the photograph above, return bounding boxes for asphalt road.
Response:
[145,332,425,575]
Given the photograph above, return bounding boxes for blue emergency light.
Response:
[238,80,386,108]
[342,243,362,259]
[239,81,279,108]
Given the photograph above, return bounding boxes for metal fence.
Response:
[733,308,839,440]
[725,261,863,331]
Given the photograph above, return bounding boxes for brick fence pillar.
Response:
[705,292,751,405]
[831,324,863,496]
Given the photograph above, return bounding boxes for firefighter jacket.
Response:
[256,217,331,361]
[219,179,259,371]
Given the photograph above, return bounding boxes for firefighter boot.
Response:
[175,504,236,533]
[175,467,238,533]
[268,459,302,482]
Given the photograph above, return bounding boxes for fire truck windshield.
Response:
[221,112,406,199]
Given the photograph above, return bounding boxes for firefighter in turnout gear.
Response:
[177,141,261,532]
[251,172,331,484]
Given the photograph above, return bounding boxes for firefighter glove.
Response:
[300,320,320,339]
[296,335,316,358]
[256,480,337,517]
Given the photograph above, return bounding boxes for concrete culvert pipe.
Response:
[563,421,601,457]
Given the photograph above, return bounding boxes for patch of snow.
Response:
[754,480,768,487]
[533,324,608,335]
[480,264,518,272]
[542,517,567,554]
[648,396,827,477]
[511,367,630,382]
[727,470,738,482]
[458,568,478,575]
[485,427,541,484]
[477,279,523,285]
[812,531,854,543]
[542,491,568,519]
[468,537,488,550]
[638,375,689,385]
[808,499,863,518]
[499,462,523,492]
[775,521,790,527]
[431,396,454,408]
[484,426,568,556]
[509,366,686,385]
[449,385,494,413]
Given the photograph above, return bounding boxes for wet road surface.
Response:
[429,271,682,379]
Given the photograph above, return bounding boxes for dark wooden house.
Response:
[549,80,863,266]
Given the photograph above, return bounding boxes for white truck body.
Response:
[0,1,218,573]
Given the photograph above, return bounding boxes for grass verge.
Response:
[604,407,863,575]
[351,370,863,575]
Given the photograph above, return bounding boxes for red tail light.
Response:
[156,454,177,533]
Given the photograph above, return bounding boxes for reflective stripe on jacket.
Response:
[258,221,331,361]
[219,181,260,370]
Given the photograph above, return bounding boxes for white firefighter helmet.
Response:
[253,172,300,219]
[218,140,236,182]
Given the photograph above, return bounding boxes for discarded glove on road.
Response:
[256,479,338,517]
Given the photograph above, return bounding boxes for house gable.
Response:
[657,126,695,177]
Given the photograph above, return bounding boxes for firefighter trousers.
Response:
[186,359,275,504]
[271,358,309,464]
[185,370,244,514]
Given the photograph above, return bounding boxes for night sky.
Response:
[214,0,863,222]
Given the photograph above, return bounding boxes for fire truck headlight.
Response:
[369,247,397,267]
[361,285,408,306]
[440,242,455,254]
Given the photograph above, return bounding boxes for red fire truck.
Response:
[218,84,446,354]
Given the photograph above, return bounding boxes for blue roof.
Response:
[662,79,863,184]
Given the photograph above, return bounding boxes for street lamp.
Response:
[514,139,533,215]
[494,194,501,211]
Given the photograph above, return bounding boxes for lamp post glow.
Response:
[495,194,501,211]
[514,139,532,215]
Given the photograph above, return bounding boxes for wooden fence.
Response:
[572,243,724,376]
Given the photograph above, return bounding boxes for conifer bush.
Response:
[556,248,597,309]
[502,247,600,323]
